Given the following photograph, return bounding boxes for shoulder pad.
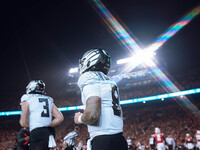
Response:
[49,96,54,103]
[20,94,31,104]
[78,71,100,90]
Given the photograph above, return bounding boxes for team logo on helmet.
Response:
[26,80,45,94]
[79,48,110,75]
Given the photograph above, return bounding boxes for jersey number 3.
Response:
[39,98,50,117]
[111,85,121,117]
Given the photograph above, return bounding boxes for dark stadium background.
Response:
[0,0,200,149]
[1,0,200,99]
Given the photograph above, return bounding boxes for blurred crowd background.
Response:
[0,68,200,150]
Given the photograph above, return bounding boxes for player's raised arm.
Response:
[19,101,29,128]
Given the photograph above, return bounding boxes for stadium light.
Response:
[117,57,133,65]
[117,50,155,66]
[0,87,200,116]
[69,67,78,74]
[91,0,200,117]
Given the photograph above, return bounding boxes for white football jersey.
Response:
[20,94,53,131]
[149,137,154,145]
[78,71,123,139]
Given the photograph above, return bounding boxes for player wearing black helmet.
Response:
[74,48,128,150]
[20,80,64,150]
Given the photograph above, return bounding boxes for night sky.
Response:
[1,0,200,101]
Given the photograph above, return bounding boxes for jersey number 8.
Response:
[111,85,121,117]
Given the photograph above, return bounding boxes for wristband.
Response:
[78,114,83,124]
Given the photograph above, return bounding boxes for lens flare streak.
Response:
[148,6,200,52]
[149,64,200,117]
[91,0,200,118]
[91,0,142,54]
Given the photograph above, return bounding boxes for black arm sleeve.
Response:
[17,129,26,145]
[163,136,166,144]
[154,137,156,144]
[17,128,29,145]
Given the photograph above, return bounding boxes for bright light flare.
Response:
[117,50,155,67]
[91,0,200,118]
[69,67,78,74]
[117,57,132,65]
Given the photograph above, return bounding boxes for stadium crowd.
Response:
[0,95,200,149]
[0,68,199,112]
[0,68,200,149]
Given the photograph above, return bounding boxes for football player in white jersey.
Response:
[74,48,128,150]
[20,80,64,150]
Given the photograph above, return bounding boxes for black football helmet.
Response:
[79,48,111,75]
[26,80,45,94]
